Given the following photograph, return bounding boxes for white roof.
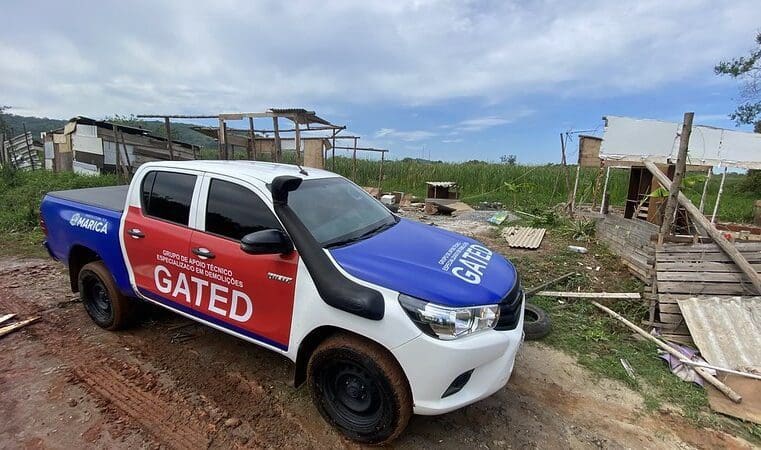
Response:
[140,160,341,184]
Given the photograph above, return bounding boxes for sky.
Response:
[1,0,760,163]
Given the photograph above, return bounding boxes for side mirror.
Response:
[240,229,293,255]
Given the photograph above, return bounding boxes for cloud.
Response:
[375,128,436,141]
[0,0,760,118]
[441,138,463,143]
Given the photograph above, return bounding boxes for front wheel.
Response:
[308,333,412,445]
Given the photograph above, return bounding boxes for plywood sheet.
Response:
[72,135,103,155]
[707,374,761,424]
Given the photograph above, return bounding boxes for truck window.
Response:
[141,171,197,226]
[205,179,282,241]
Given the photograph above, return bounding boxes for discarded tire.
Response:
[523,303,551,340]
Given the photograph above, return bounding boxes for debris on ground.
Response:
[503,226,546,249]
[0,316,40,339]
[536,291,640,299]
[656,341,714,385]
[487,211,511,225]
[620,358,636,380]
[524,272,577,298]
[567,245,588,254]
[0,313,15,326]
[591,301,742,403]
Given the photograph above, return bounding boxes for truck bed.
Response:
[46,185,129,212]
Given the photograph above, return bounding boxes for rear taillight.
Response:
[39,215,48,236]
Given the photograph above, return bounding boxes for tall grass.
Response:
[323,157,755,222]
[0,169,119,233]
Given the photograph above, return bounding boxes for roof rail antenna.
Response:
[296,163,309,176]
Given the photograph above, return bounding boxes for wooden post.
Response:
[645,160,761,294]
[114,127,122,183]
[164,117,174,160]
[0,132,5,166]
[118,128,132,177]
[217,117,226,160]
[378,151,385,191]
[711,166,728,224]
[591,301,742,403]
[23,123,34,170]
[331,132,336,171]
[247,117,255,160]
[560,133,572,213]
[223,121,230,160]
[699,167,712,213]
[272,117,282,162]
[599,166,611,214]
[659,112,693,244]
[571,165,581,211]
[352,137,358,180]
[294,120,301,163]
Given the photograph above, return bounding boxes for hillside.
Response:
[0,113,216,147]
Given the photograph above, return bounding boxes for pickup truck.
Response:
[40,161,524,444]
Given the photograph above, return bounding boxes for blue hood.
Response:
[330,219,518,308]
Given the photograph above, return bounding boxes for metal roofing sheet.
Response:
[503,227,546,249]
[677,296,761,369]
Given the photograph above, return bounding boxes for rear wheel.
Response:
[308,334,412,445]
[78,261,132,330]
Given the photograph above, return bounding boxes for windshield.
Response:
[287,178,397,247]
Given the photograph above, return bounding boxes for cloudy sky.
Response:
[1,0,760,162]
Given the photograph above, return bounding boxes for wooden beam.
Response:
[535,291,640,299]
[591,301,742,403]
[272,117,282,162]
[0,317,39,339]
[659,112,693,243]
[645,160,761,294]
[164,117,174,160]
[217,117,225,159]
[294,120,301,162]
[247,117,255,160]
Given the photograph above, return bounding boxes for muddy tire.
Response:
[523,302,551,340]
[307,333,412,445]
[78,261,133,330]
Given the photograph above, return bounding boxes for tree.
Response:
[715,32,761,126]
[0,105,11,136]
[499,154,517,165]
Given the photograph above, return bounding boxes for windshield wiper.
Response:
[324,220,397,249]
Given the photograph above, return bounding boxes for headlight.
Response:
[398,293,500,340]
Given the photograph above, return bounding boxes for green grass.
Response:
[321,157,757,223]
[0,168,119,233]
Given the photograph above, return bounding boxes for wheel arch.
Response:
[293,325,410,391]
[68,245,102,292]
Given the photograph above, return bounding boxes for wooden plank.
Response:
[658,303,683,314]
[656,282,754,295]
[647,161,761,294]
[657,271,753,283]
[656,252,761,263]
[656,261,761,272]
[0,317,39,338]
[0,314,15,326]
[534,291,640,299]
[660,242,761,252]
[659,312,685,324]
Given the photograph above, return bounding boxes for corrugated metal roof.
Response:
[677,296,761,369]
[426,181,457,187]
[502,226,546,249]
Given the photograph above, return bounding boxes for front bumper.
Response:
[391,297,524,415]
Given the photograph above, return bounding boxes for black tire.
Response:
[78,261,133,330]
[523,302,551,340]
[307,333,412,445]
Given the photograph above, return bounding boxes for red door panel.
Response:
[185,231,299,349]
[123,205,193,296]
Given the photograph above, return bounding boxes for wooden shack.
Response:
[44,117,199,175]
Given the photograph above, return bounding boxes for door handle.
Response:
[127,228,145,239]
[192,247,215,259]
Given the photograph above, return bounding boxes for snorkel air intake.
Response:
[270,175,384,320]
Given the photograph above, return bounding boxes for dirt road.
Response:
[0,257,753,449]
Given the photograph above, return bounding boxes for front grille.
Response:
[495,283,524,331]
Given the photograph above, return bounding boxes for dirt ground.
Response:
[0,256,755,450]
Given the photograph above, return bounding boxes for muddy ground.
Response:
[0,257,754,450]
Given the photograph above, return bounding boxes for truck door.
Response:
[122,170,199,306]
[187,177,298,350]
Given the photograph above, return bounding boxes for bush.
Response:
[0,170,119,232]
